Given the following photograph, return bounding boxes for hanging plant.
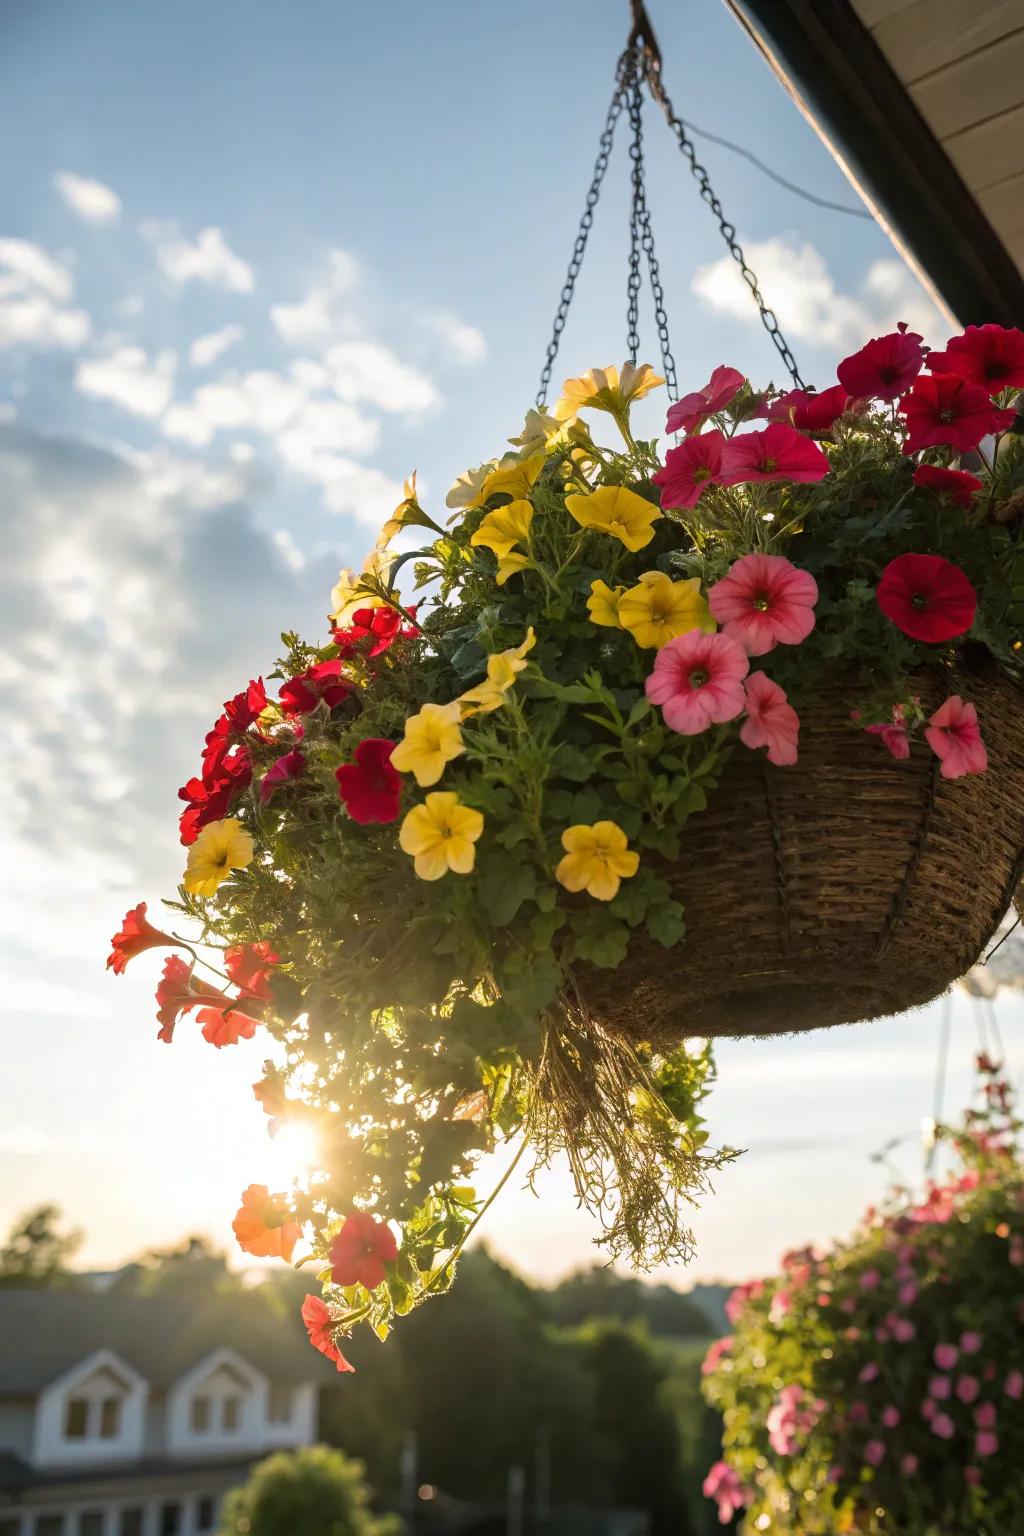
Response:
[107,322,1024,1363]
[700,1055,1024,1533]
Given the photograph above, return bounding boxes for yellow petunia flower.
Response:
[508,407,575,454]
[468,452,544,510]
[329,551,396,625]
[495,551,535,586]
[446,460,500,512]
[458,629,536,715]
[617,571,715,650]
[390,701,464,787]
[470,498,534,560]
[555,821,640,902]
[184,818,254,897]
[553,363,665,422]
[375,471,420,552]
[587,579,627,628]
[564,485,661,552]
[399,792,485,881]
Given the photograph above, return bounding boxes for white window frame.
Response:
[33,1351,147,1468]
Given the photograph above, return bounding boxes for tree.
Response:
[218,1445,399,1536]
[547,1264,712,1338]
[0,1205,81,1287]
[572,1318,694,1536]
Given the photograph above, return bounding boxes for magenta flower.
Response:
[652,429,725,509]
[932,1412,955,1440]
[666,365,745,434]
[837,326,925,401]
[719,422,830,485]
[645,630,749,735]
[901,1453,918,1475]
[864,1440,886,1467]
[891,1316,915,1343]
[975,1402,998,1430]
[1005,1370,1024,1400]
[761,383,851,434]
[702,1459,749,1524]
[858,1267,881,1292]
[259,748,306,805]
[740,672,800,767]
[957,1375,980,1404]
[930,1374,952,1400]
[708,552,818,656]
[960,1330,983,1355]
[976,1430,999,1457]
[925,697,988,779]
[858,1361,879,1384]
[935,1343,960,1371]
[882,1406,901,1428]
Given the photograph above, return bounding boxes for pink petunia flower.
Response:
[652,429,725,509]
[702,1459,750,1524]
[925,697,988,779]
[761,383,851,434]
[666,365,745,434]
[740,672,800,766]
[645,630,749,735]
[708,552,818,655]
[259,748,306,805]
[837,326,925,401]
[719,422,830,485]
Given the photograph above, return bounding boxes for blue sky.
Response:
[2,0,1015,1286]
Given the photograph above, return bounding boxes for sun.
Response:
[262,1122,321,1189]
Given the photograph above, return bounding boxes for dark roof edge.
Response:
[723,0,1024,329]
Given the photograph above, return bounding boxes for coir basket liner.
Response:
[583,664,1024,1044]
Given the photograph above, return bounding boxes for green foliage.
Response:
[217,1445,399,1536]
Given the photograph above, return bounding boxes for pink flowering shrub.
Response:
[701,1057,1024,1533]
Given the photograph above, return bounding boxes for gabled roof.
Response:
[0,1290,336,1394]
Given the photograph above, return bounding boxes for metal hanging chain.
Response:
[535,55,631,409]
[638,48,805,389]
[625,51,643,367]
[625,55,679,399]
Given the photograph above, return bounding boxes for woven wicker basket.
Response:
[582,663,1024,1045]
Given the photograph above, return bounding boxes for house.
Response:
[0,1289,335,1536]
[723,0,1024,326]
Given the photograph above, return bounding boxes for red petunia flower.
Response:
[259,748,306,805]
[279,660,354,717]
[328,1212,398,1290]
[837,326,924,401]
[665,365,745,435]
[899,373,1016,456]
[335,738,402,824]
[200,680,267,777]
[107,902,183,975]
[913,464,984,509]
[155,954,227,1044]
[925,696,988,778]
[719,423,830,486]
[876,553,977,642]
[652,429,725,510]
[178,748,252,845]
[232,1184,300,1261]
[927,325,1024,396]
[225,941,280,1001]
[761,384,851,434]
[301,1294,355,1374]
[864,705,911,761]
[195,1001,263,1049]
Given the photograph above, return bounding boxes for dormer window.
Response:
[190,1395,211,1433]
[183,1362,250,1442]
[267,1386,293,1423]
[222,1395,241,1432]
[61,1368,129,1443]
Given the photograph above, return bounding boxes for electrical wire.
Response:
[679,116,874,220]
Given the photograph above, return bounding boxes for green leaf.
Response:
[478,856,537,926]
[645,899,686,948]
[567,910,631,969]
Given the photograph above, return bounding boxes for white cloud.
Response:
[270,250,359,346]
[692,238,947,359]
[75,345,176,418]
[326,340,437,413]
[55,170,121,223]
[418,309,487,366]
[189,323,243,369]
[147,223,255,293]
[272,528,306,572]
[0,238,90,350]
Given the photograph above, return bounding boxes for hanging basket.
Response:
[583,661,1024,1045]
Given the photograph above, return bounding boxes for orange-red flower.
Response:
[301,1294,355,1374]
[232,1183,300,1260]
[195,1002,262,1049]
[225,941,280,1001]
[253,1073,289,1125]
[328,1212,398,1290]
[107,902,183,975]
[155,955,226,1044]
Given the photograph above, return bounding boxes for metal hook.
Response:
[628,0,662,74]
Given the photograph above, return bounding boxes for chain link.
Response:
[640,54,805,389]
[535,33,805,405]
[535,55,630,409]
[625,58,679,399]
